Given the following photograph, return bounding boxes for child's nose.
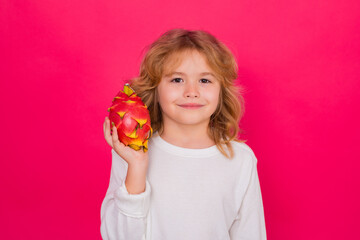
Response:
[184,82,200,98]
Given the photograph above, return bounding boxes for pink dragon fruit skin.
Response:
[108,83,153,152]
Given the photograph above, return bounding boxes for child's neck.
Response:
[159,126,215,149]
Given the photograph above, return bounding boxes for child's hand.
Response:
[103,116,149,167]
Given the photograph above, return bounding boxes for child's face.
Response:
[157,50,221,129]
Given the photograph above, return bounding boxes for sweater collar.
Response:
[149,131,220,158]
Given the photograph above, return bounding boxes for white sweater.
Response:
[100,131,267,240]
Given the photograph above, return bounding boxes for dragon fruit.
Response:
[108,83,153,152]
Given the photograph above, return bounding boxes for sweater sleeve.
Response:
[229,153,267,240]
[100,149,151,240]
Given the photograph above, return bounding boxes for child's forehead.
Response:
[163,49,212,74]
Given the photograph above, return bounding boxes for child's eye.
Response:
[170,78,212,84]
[200,78,211,83]
[171,78,183,83]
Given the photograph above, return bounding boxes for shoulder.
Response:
[230,140,258,164]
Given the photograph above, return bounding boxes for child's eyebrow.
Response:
[164,71,216,77]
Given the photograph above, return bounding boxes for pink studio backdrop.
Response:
[1,0,359,239]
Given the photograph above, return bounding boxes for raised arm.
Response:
[100,149,151,240]
[101,117,151,239]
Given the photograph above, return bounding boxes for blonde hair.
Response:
[128,28,247,159]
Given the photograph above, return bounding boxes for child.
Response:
[101,28,267,240]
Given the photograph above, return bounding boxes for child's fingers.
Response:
[105,118,127,156]
[103,118,106,134]
[111,123,126,153]
[104,117,113,148]
[111,123,120,145]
